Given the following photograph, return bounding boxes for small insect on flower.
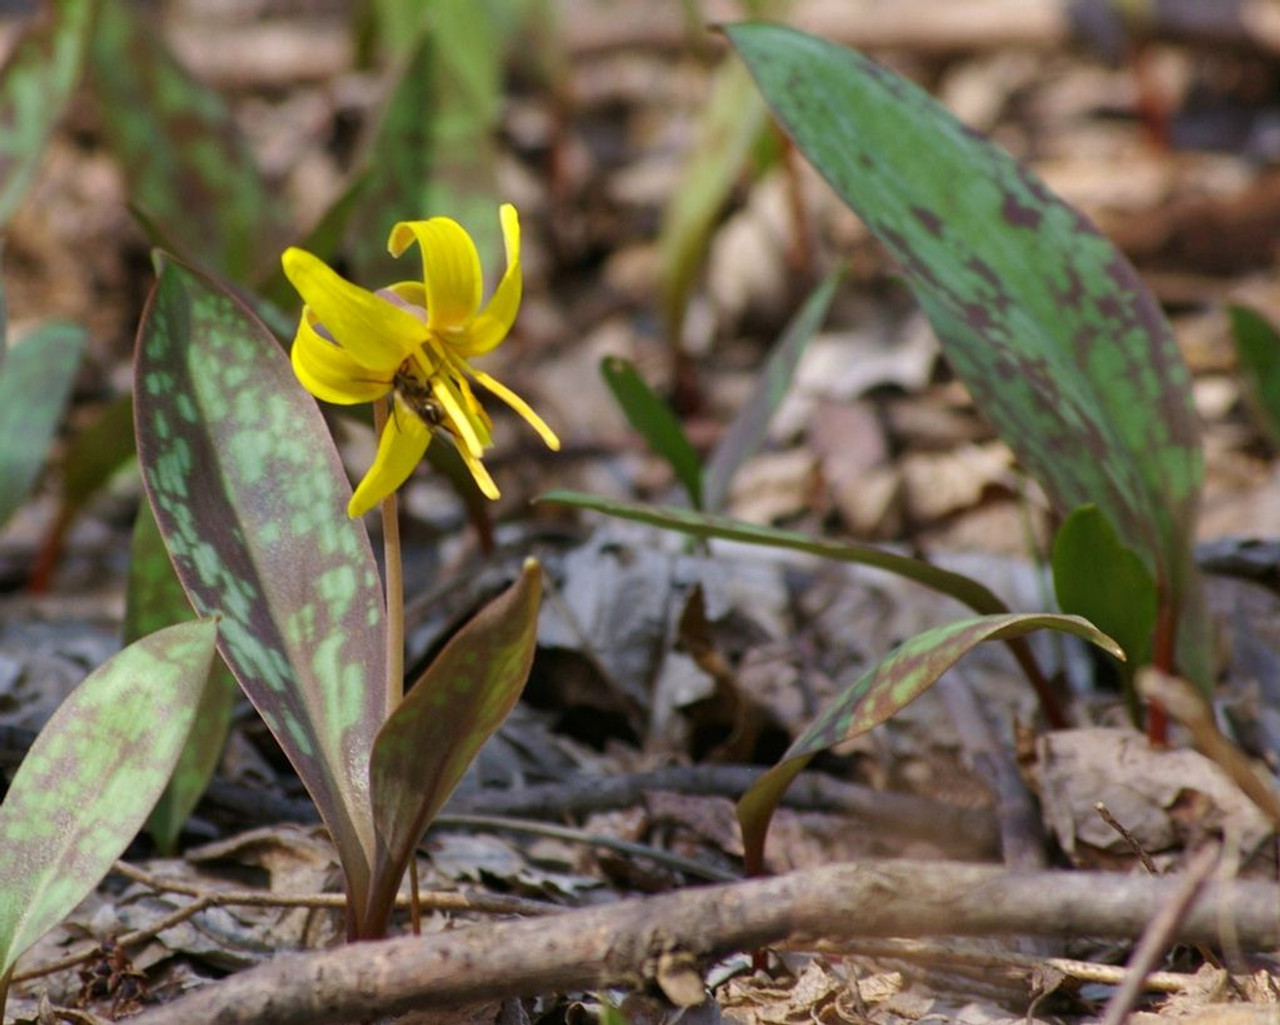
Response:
[391,369,447,429]
[282,204,559,517]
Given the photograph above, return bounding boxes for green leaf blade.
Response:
[0,619,217,975]
[134,257,384,914]
[726,22,1202,647]
[703,267,841,511]
[600,357,704,508]
[365,560,542,934]
[0,0,97,227]
[1230,304,1280,447]
[540,491,1009,615]
[88,1,284,281]
[0,322,86,526]
[1052,504,1157,671]
[738,612,1121,874]
[658,57,772,342]
[349,23,502,282]
[125,502,239,855]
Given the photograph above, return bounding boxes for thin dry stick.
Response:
[127,860,1280,1025]
[1138,668,1280,827]
[12,862,560,986]
[186,764,998,857]
[438,812,738,882]
[1100,843,1222,1025]
[808,937,1194,995]
[1095,801,1161,875]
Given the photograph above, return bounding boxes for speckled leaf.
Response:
[0,322,86,527]
[134,257,383,925]
[0,619,217,978]
[349,23,500,282]
[125,502,239,855]
[658,57,772,342]
[703,267,840,511]
[1230,305,1280,447]
[0,0,96,227]
[738,613,1121,874]
[364,560,541,933]
[728,24,1205,676]
[89,1,284,282]
[1052,504,1157,673]
[601,357,703,508]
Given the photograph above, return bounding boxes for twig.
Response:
[1095,801,1161,875]
[805,937,1195,994]
[1138,668,1280,827]
[1100,843,1221,1025]
[11,863,560,986]
[437,812,738,882]
[126,860,1280,1025]
[199,765,997,856]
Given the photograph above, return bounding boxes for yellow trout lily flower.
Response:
[282,204,559,518]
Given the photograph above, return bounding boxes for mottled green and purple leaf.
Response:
[0,0,96,227]
[0,620,217,979]
[727,24,1206,681]
[737,613,1121,874]
[125,501,239,855]
[89,1,285,282]
[363,560,541,934]
[134,257,383,924]
[0,322,86,527]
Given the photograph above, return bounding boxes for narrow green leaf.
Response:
[1052,504,1157,671]
[88,1,284,282]
[349,22,501,282]
[702,267,841,511]
[61,392,135,517]
[0,322,86,527]
[134,257,383,923]
[364,560,541,934]
[0,0,96,227]
[0,619,217,976]
[540,491,1010,615]
[255,171,370,313]
[125,502,239,855]
[727,24,1205,679]
[658,57,772,342]
[1230,304,1280,447]
[738,613,1121,874]
[600,357,704,508]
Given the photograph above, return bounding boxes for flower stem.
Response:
[374,399,405,713]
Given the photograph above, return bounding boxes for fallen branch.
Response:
[128,859,1280,1025]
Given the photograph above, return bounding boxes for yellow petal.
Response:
[453,204,521,358]
[386,281,427,310]
[387,218,482,332]
[430,373,489,456]
[346,396,432,518]
[469,368,561,451]
[292,311,392,404]
[457,444,500,500]
[282,247,421,369]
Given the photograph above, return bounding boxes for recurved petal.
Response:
[458,444,500,500]
[346,395,432,518]
[282,247,420,369]
[469,368,561,451]
[292,311,392,404]
[387,218,482,332]
[454,204,522,358]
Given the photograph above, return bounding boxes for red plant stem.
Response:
[1147,589,1177,748]
[1007,638,1068,729]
